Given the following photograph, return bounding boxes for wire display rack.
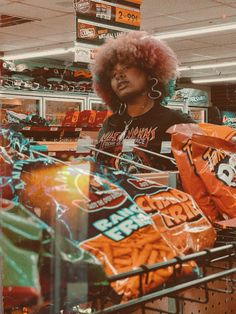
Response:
[5,230,236,314]
[87,242,236,314]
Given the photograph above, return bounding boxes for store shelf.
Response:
[88,243,236,314]
[36,141,78,152]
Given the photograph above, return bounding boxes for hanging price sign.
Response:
[115,7,140,27]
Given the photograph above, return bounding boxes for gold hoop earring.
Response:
[148,77,162,100]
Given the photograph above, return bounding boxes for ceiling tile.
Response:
[34,14,75,32]
[17,0,74,13]
[141,0,220,18]
[191,31,236,45]
[1,22,71,37]
[0,0,10,6]
[40,32,75,43]
[167,39,215,52]
[0,3,67,19]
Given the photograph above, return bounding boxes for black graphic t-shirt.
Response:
[96,104,194,172]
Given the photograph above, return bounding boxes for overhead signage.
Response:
[168,88,209,107]
[77,20,124,44]
[105,0,142,8]
[115,6,140,26]
[74,44,98,63]
[75,0,140,29]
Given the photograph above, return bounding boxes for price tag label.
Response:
[48,152,56,156]
[160,141,171,154]
[122,139,136,152]
[50,127,58,131]
[22,126,31,130]
[115,7,140,27]
[95,3,112,20]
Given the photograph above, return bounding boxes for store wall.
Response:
[211,84,236,109]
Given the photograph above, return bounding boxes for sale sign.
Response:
[75,0,141,29]
[77,20,124,44]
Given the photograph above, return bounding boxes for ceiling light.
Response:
[2,46,75,60]
[154,22,236,39]
[192,76,236,84]
[179,60,236,71]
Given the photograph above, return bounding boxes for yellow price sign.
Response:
[115,7,141,27]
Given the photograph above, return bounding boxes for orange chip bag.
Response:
[17,158,197,301]
[192,134,236,219]
[168,123,236,221]
[169,124,220,221]
[199,123,236,140]
[130,179,216,254]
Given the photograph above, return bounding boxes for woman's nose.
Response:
[115,71,126,80]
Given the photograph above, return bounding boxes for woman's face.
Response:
[110,63,149,100]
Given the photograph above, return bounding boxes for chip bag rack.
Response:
[2,126,235,314]
[169,123,236,222]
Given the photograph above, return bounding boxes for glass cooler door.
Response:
[0,94,42,125]
[43,96,86,125]
[188,107,208,123]
[88,96,106,111]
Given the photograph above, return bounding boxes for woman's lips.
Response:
[117,81,129,91]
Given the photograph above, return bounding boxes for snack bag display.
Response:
[94,110,112,128]
[16,158,198,301]
[76,110,97,127]
[0,200,42,309]
[62,110,80,127]
[199,123,236,140]
[171,131,220,221]
[1,199,106,310]
[1,128,203,302]
[192,134,236,219]
[0,127,35,200]
[168,123,236,221]
[94,166,216,254]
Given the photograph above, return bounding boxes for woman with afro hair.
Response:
[91,31,194,173]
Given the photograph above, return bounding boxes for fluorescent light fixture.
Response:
[192,76,236,84]
[179,60,236,71]
[154,22,236,39]
[2,46,75,60]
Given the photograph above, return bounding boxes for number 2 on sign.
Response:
[115,8,140,27]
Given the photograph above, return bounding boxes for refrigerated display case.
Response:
[0,93,42,125]
[166,88,210,122]
[88,96,106,111]
[221,110,236,129]
[166,103,188,114]
[43,96,86,125]
[188,106,208,123]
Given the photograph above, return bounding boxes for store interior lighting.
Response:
[179,60,236,71]
[192,76,236,84]
[154,21,236,40]
[2,46,75,61]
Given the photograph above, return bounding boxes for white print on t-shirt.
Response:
[99,126,158,148]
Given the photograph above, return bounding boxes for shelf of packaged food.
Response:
[90,242,236,314]
[19,125,81,141]
[35,141,78,152]
[5,229,236,314]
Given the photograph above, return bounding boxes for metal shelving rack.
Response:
[88,240,236,314]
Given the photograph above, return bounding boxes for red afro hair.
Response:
[90,31,179,111]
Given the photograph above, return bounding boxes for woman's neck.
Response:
[126,95,155,117]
